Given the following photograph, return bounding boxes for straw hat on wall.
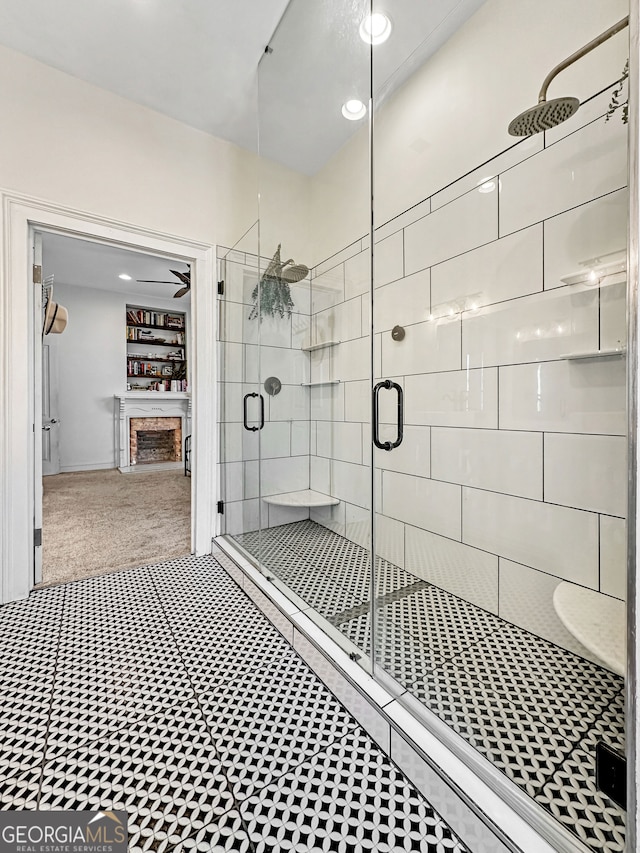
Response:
[43,299,68,335]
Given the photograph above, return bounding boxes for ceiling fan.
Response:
[137,267,190,298]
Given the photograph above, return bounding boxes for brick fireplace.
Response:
[129,417,182,466]
[115,393,191,473]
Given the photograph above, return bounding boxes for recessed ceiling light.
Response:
[477,177,496,193]
[359,12,392,45]
[342,99,367,121]
[119,273,132,280]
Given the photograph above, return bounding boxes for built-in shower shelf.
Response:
[262,490,340,508]
[553,581,625,676]
[300,380,341,387]
[301,341,341,352]
[561,347,626,360]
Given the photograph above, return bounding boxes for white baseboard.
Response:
[118,461,184,474]
[55,462,116,474]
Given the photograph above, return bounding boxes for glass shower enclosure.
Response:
[218,2,631,851]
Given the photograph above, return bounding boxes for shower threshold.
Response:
[218,520,625,853]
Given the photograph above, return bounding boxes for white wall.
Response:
[0,43,310,258]
[50,283,190,472]
[308,0,628,265]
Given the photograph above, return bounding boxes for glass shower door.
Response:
[217,227,267,550]
[369,6,629,850]
[251,0,376,662]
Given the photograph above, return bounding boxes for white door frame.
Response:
[0,190,217,603]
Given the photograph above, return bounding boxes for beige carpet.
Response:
[42,468,191,585]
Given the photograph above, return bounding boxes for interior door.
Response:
[33,231,44,584]
[42,339,61,476]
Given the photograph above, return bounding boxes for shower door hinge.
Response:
[33,264,42,285]
[217,280,225,296]
[34,528,42,547]
[217,500,225,515]
[596,741,626,810]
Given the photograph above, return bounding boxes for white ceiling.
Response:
[0,0,484,174]
[41,231,191,303]
[0,0,289,158]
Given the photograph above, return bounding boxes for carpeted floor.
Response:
[42,468,191,585]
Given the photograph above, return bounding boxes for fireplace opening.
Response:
[137,430,176,464]
[130,416,182,466]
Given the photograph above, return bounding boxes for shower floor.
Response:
[235,519,626,853]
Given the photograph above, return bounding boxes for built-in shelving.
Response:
[561,348,626,360]
[127,339,184,349]
[128,356,185,364]
[301,340,341,352]
[263,490,340,508]
[553,581,625,676]
[126,305,188,392]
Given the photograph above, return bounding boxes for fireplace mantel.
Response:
[114,393,192,472]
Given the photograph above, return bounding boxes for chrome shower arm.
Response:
[538,15,629,104]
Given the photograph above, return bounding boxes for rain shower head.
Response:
[508,97,580,137]
[508,15,628,137]
[280,261,309,283]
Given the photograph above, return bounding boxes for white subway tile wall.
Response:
[222,95,628,663]
[430,224,543,314]
[462,488,599,588]
[404,185,498,274]
[600,515,627,601]
[304,108,627,661]
[219,251,312,530]
[431,427,542,500]
[404,525,499,613]
[497,559,603,665]
[499,114,627,237]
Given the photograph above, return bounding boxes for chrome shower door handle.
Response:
[372,380,404,451]
[243,393,266,432]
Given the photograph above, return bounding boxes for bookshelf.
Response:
[126,305,188,392]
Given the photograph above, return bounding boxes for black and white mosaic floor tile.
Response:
[535,691,626,852]
[537,765,626,853]
[0,766,41,810]
[40,705,235,852]
[0,693,51,784]
[237,521,422,621]
[199,663,358,800]
[238,729,469,852]
[231,519,627,853]
[334,585,503,669]
[2,552,475,853]
[172,810,253,853]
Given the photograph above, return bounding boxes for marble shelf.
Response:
[553,581,625,676]
[262,490,340,508]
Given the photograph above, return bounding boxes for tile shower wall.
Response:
[218,247,312,536]
[308,88,628,666]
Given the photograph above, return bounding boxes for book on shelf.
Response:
[126,304,187,392]
[127,378,188,392]
[126,308,185,329]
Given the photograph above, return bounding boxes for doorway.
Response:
[36,230,194,586]
[0,193,216,604]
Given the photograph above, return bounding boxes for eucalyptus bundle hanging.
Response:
[249,243,307,321]
[606,59,629,124]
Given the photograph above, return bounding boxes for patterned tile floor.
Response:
[235,520,627,853]
[1,554,471,853]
